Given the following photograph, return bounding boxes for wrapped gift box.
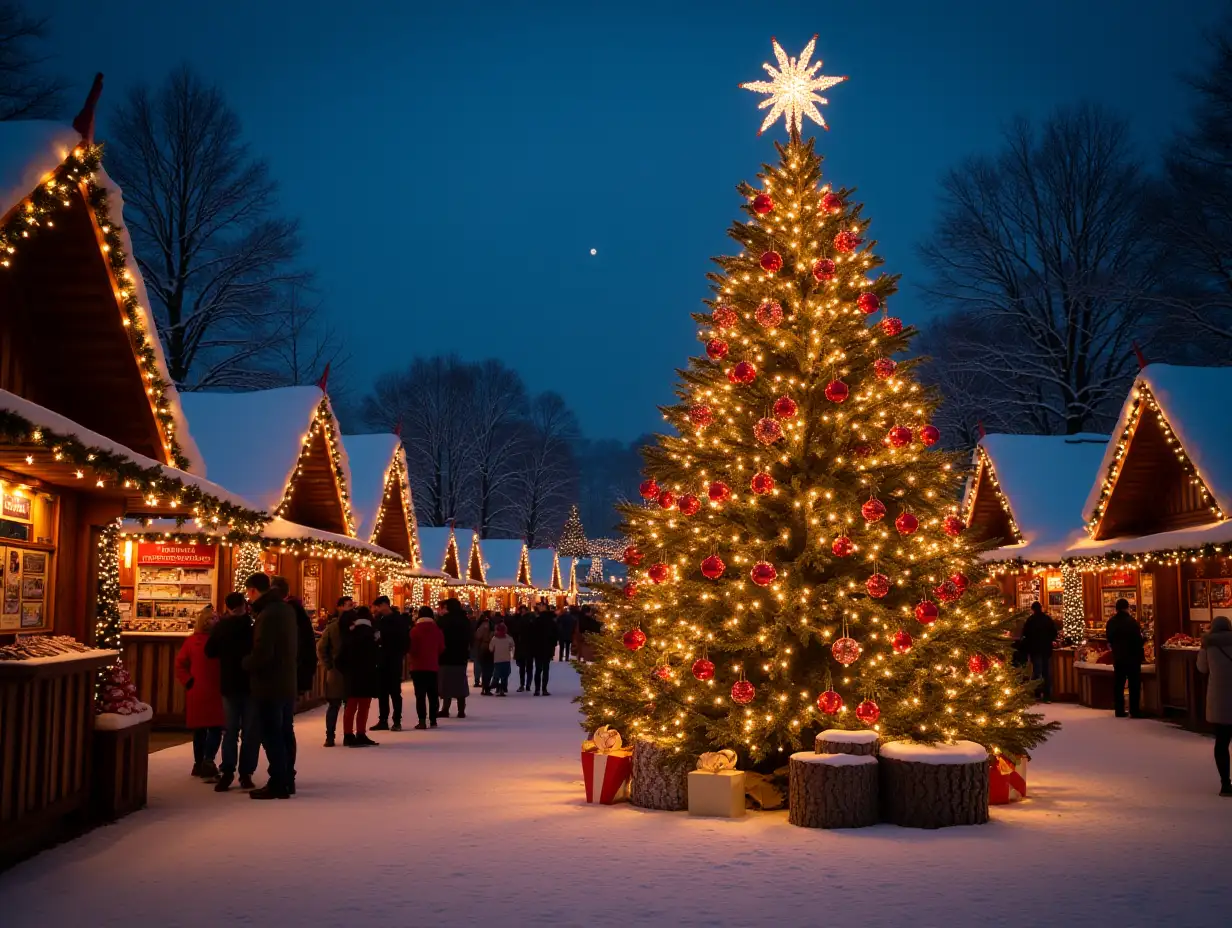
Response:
[582,748,632,804]
[687,769,746,818]
[989,753,1028,805]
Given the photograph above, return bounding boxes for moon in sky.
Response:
[589,248,597,256]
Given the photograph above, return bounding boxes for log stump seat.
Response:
[629,738,690,811]
[879,740,990,829]
[788,752,879,829]
[815,728,880,756]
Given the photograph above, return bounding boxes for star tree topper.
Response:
[741,36,847,136]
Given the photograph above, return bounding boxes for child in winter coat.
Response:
[175,605,226,778]
[488,622,515,696]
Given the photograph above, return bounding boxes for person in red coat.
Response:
[408,605,445,729]
[175,605,226,779]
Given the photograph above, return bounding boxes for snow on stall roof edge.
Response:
[120,517,405,562]
[341,433,401,538]
[527,548,559,589]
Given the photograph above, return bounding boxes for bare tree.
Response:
[513,392,579,547]
[462,359,529,538]
[262,283,354,417]
[0,3,65,121]
[918,104,1160,435]
[361,356,472,527]
[105,66,305,391]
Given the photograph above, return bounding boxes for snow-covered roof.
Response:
[527,548,561,590]
[0,122,204,475]
[119,517,406,563]
[1083,365,1232,523]
[482,538,529,587]
[969,433,1109,564]
[342,433,402,540]
[1064,518,1232,562]
[180,387,352,522]
[418,526,458,577]
[0,389,257,512]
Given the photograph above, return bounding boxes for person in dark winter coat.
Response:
[508,607,534,692]
[556,606,578,661]
[474,613,494,695]
[241,573,298,800]
[316,597,355,746]
[1196,615,1232,796]
[437,598,472,718]
[1105,598,1146,718]
[206,592,260,791]
[371,596,411,731]
[337,606,381,746]
[271,577,319,696]
[530,602,559,696]
[175,605,225,779]
[1020,602,1059,702]
[409,605,445,728]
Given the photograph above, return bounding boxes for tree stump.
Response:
[816,729,880,756]
[879,741,990,829]
[630,738,690,811]
[788,752,879,829]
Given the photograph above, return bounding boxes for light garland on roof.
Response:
[368,450,421,566]
[276,395,356,537]
[0,145,189,469]
[1087,383,1224,537]
[963,446,1023,544]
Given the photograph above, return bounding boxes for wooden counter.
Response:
[1051,648,1078,701]
[121,632,189,729]
[1075,662,1161,716]
[1159,647,1210,732]
[0,649,116,869]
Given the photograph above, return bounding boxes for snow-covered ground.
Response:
[3,668,1229,927]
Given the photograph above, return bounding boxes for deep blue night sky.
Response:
[47,0,1228,440]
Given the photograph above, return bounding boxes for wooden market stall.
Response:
[343,432,420,604]
[962,433,1110,700]
[416,525,468,609]
[481,538,533,612]
[528,547,568,608]
[0,116,264,863]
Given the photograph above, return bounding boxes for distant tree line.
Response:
[918,16,1232,443]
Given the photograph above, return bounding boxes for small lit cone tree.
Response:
[577,38,1055,768]
[557,504,588,559]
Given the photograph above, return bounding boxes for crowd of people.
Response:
[173,575,602,800]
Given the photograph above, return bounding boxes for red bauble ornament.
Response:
[688,405,713,427]
[648,562,670,584]
[919,425,940,447]
[851,441,874,458]
[755,299,784,328]
[817,689,844,714]
[639,479,659,500]
[891,629,914,654]
[821,192,844,214]
[834,230,862,253]
[831,535,854,557]
[861,498,887,523]
[701,554,726,580]
[658,489,676,510]
[707,481,731,503]
[914,600,939,625]
[760,250,783,272]
[750,472,775,495]
[942,515,965,538]
[678,494,701,516]
[750,561,777,586]
[934,580,960,603]
[752,193,774,215]
[855,699,881,725]
[754,417,783,445]
[832,636,863,666]
[652,665,671,681]
[772,395,798,419]
[950,571,970,593]
[866,573,891,599]
[731,679,756,705]
[706,338,729,361]
[691,658,715,681]
[873,358,897,380]
[857,292,881,314]
[824,379,850,403]
[968,654,991,675]
[728,361,757,385]
[812,258,837,282]
[895,511,919,535]
[622,545,643,566]
[712,304,738,329]
[622,627,646,650]
[623,582,639,599]
[887,425,913,448]
[880,316,904,337]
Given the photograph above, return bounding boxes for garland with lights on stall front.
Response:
[367,450,421,566]
[0,144,190,470]
[576,36,1056,766]
[0,409,267,533]
[274,395,357,538]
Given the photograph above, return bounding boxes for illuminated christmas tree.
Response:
[577,38,1054,766]
[557,504,588,559]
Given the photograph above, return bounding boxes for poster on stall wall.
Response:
[1211,579,1232,622]
[1189,579,1210,622]
[1102,589,1136,620]
[2,547,21,623]
[0,550,13,631]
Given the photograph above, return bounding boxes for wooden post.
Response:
[788,752,879,829]
[629,738,690,811]
[879,741,989,829]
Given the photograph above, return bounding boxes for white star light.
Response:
[741,36,847,136]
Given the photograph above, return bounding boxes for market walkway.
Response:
[3,670,1230,927]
